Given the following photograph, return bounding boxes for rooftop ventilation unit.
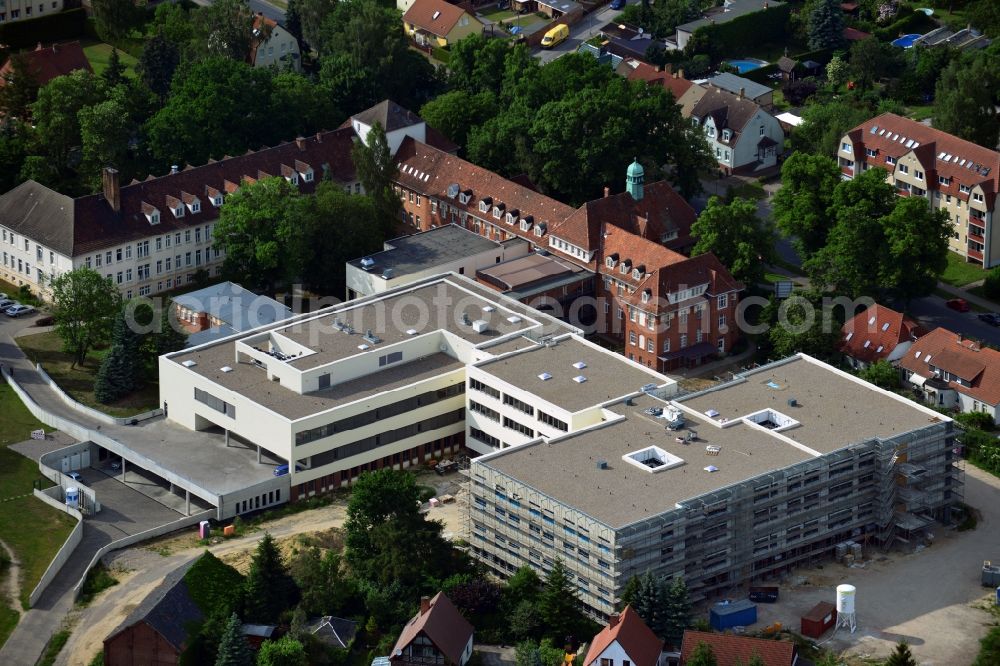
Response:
[357,343,370,351]
[182,360,197,368]
[363,329,382,344]
[483,305,495,313]
[705,445,721,455]
[573,375,587,383]
[538,372,552,381]
[507,316,522,324]
[596,459,608,470]
[360,257,376,269]
[704,465,719,473]
[622,445,685,473]
[381,268,394,280]
[472,320,489,333]
[641,383,658,393]
[406,328,418,336]
[573,361,587,369]
[461,312,471,325]
[787,398,797,407]
[221,366,233,373]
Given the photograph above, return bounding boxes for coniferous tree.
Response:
[102,48,127,89]
[215,612,254,666]
[94,308,143,404]
[243,533,296,624]
[662,577,691,646]
[807,0,845,50]
[632,572,662,634]
[619,575,642,610]
[687,642,718,666]
[885,642,917,666]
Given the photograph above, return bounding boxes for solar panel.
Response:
[870,126,878,134]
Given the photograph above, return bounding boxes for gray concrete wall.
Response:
[34,364,162,426]
[72,510,214,601]
[38,442,101,514]
[29,489,83,607]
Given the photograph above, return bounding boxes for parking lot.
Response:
[745,464,1000,665]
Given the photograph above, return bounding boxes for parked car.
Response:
[67,471,81,482]
[946,298,970,312]
[978,312,1000,326]
[610,0,625,9]
[540,23,569,48]
[273,464,303,477]
[0,297,14,309]
[4,304,34,318]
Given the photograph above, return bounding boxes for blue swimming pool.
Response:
[891,33,922,48]
[723,58,768,74]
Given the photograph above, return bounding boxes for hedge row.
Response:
[0,8,87,51]
[872,9,937,42]
[687,3,792,60]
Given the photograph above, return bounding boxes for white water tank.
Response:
[65,487,79,510]
[836,584,856,615]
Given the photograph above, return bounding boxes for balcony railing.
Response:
[968,247,984,261]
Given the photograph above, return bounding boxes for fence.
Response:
[28,489,83,607]
[34,363,163,426]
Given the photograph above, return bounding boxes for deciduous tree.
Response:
[79,92,133,191]
[686,642,718,666]
[859,359,899,389]
[256,635,308,666]
[91,0,141,43]
[50,268,122,367]
[350,122,399,235]
[139,35,181,102]
[31,70,108,168]
[691,196,774,287]
[0,53,40,120]
[933,52,1000,149]
[420,90,497,151]
[792,100,871,156]
[772,152,842,259]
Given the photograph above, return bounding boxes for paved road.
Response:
[190,0,286,22]
[0,313,185,665]
[534,4,624,64]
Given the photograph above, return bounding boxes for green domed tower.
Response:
[626,158,644,201]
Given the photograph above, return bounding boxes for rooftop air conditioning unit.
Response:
[360,257,376,270]
[472,320,489,333]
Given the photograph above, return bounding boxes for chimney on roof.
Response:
[170,165,179,175]
[604,186,610,198]
[315,132,323,144]
[655,63,663,72]
[102,167,120,213]
[678,68,685,79]
[609,613,621,628]
[295,136,306,150]
[36,42,43,51]
[958,333,963,343]
[739,87,745,99]
[419,596,431,615]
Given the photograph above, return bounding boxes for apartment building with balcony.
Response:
[470,354,959,618]
[838,113,1000,268]
[0,0,63,23]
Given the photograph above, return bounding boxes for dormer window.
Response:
[281,164,299,186]
[493,206,502,219]
[212,195,223,206]
[295,160,314,183]
[619,263,628,275]
[506,212,515,224]
[520,219,532,232]
[142,202,160,225]
[632,268,642,280]
[605,256,617,268]
[533,225,543,237]
[166,196,184,218]
[691,118,700,127]
[722,129,731,142]
[459,190,471,205]
[479,200,489,213]
[641,290,651,303]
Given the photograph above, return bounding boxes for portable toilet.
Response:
[199,520,211,539]
[709,599,757,630]
[65,487,79,510]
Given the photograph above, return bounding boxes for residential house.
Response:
[535,0,582,19]
[0,129,364,300]
[599,22,661,60]
[838,112,1000,267]
[584,606,665,666]
[0,41,91,90]
[615,59,705,115]
[104,562,202,665]
[172,281,294,346]
[403,0,484,48]
[0,0,63,23]
[840,303,923,370]
[390,593,474,666]
[345,98,458,162]
[705,72,773,108]
[689,87,784,175]
[899,327,1000,424]
[250,13,301,71]
[673,0,786,50]
[679,630,797,666]
[776,55,797,82]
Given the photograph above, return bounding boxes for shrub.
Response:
[983,267,1000,300]
[955,411,996,432]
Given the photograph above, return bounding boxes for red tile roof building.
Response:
[840,303,924,368]
[899,327,1000,424]
[391,592,474,666]
[839,112,1000,268]
[584,606,664,666]
[393,140,743,371]
[680,630,796,666]
[0,41,92,90]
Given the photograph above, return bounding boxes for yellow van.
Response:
[540,23,569,48]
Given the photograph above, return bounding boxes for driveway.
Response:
[753,465,1000,665]
[534,4,624,64]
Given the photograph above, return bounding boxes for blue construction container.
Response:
[710,599,758,630]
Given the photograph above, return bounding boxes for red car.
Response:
[946,298,970,312]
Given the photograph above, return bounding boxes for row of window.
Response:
[304,408,465,468]
[194,388,236,418]
[469,382,569,433]
[0,1,58,21]
[295,382,465,446]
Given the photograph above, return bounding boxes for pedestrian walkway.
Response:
[937,280,997,312]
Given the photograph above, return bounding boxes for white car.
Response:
[0,297,14,309]
[4,304,35,318]
[67,471,81,482]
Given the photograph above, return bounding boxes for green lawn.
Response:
[941,251,988,288]
[729,180,767,200]
[968,285,1000,307]
[478,6,518,21]
[16,331,159,419]
[906,104,934,122]
[0,382,76,621]
[81,40,139,78]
